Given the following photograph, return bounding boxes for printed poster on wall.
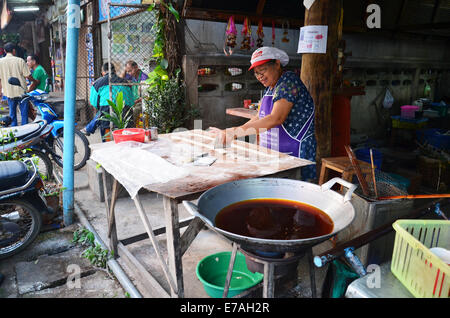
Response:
[98,0,141,22]
[297,25,328,54]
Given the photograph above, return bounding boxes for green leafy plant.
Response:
[82,243,112,269]
[72,227,95,247]
[1,129,46,177]
[73,226,113,269]
[142,1,198,132]
[99,91,132,130]
[144,70,199,133]
[145,0,180,89]
[0,129,22,161]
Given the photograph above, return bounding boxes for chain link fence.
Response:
[50,22,96,125]
[107,4,157,128]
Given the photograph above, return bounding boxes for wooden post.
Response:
[300,0,343,166]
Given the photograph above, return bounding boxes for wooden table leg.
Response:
[163,196,184,298]
[102,169,119,257]
[133,195,177,296]
[318,163,329,185]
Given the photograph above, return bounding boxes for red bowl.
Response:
[112,128,145,144]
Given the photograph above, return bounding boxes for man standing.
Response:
[26,54,49,92]
[81,63,134,141]
[0,42,36,126]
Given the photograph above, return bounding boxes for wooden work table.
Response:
[90,129,313,298]
[226,107,258,119]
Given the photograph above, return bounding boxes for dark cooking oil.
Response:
[215,199,334,240]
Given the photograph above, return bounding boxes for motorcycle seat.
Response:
[0,123,42,141]
[0,161,31,192]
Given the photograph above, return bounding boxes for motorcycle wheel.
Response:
[52,129,91,170]
[0,199,42,259]
[21,149,53,181]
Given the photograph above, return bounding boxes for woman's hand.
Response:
[208,127,235,148]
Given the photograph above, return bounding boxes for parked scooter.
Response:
[0,158,53,259]
[5,77,91,170]
[1,120,54,181]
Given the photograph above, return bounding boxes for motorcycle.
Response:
[0,158,53,259]
[5,77,91,170]
[1,120,54,181]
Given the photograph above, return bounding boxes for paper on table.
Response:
[90,141,190,198]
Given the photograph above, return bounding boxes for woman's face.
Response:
[253,61,281,88]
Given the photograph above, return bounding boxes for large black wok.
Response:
[183,177,357,254]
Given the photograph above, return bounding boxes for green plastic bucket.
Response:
[196,251,264,298]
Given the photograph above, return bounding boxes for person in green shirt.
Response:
[26,54,49,92]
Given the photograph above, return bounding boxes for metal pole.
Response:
[107,3,113,135]
[62,0,81,225]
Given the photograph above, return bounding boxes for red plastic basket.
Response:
[112,128,145,144]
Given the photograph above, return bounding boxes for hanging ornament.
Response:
[282,21,290,43]
[272,20,275,46]
[240,17,251,51]
[224,16,237,56]
[249,21,255,48]
[256,19,264,48]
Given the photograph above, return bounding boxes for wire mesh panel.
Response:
[108,4,157,127]
[48,22,96,125]
[109,4,156,73]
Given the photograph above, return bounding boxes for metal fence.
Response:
[49,22,96,124]
[107,3,157,128]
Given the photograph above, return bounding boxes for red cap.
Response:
[248,59,271,71]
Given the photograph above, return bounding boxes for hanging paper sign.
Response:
[297,25,328,54]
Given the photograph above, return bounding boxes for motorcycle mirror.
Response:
[8,77,21,86]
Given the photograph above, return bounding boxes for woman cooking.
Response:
[210,46,317,181]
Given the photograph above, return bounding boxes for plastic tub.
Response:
[391,116,428,129]
[391,220,450,298]
[401,105,419,119]
[417,129,450,150]
[112,128,145,144]
[354,148,383,169]
[196,251,263,298]
[431,102,449,117]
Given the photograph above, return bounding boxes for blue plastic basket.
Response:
[417,129,450,150]
[354,148,383,169]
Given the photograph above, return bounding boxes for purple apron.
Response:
[258,91,314,158]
